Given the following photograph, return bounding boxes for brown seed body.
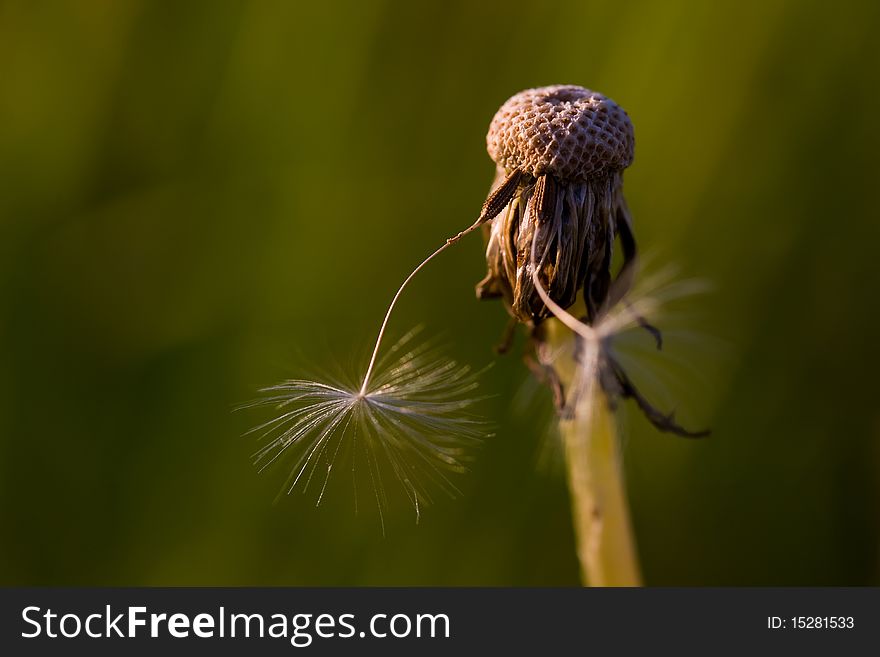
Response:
[477,85,635,324]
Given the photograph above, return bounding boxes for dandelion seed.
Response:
[246,158,523,522]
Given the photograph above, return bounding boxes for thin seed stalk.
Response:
[546,318,642,587]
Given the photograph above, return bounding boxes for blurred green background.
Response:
[1,0,879,586]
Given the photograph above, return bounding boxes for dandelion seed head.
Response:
[478,86,637,324]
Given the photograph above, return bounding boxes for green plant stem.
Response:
[547,319,643,587]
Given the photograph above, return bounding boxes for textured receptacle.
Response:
[486,85,634,182]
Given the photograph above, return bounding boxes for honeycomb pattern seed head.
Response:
[486,85,634,181]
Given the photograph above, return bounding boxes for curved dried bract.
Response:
[477,169,628,324]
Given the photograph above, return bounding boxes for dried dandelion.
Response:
[475,85,708,586]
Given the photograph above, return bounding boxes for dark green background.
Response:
[1,0,878,585]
